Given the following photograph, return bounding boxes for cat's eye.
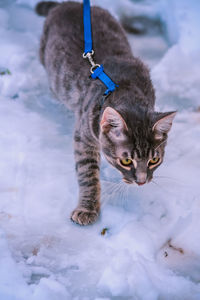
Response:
[120,158,132,166]
[148,157,160,167]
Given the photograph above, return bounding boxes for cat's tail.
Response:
[35,1,59,16]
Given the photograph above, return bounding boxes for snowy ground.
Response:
[0,0,200,299]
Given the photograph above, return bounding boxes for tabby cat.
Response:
[36,1,176,225]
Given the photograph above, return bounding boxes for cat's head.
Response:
[99,107,176,185]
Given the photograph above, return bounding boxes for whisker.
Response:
[101,180,131,206]
[151,178,194,199]
[153,175,192,188]
[151,180,171,194]
[154,175,182,182]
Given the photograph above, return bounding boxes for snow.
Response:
[0,0,200,299]
[152,0,200,111]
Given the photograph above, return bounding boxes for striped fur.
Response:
[36,1,176,225]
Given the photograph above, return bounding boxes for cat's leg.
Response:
[71,130,101,225]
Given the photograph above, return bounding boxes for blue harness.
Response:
[83,0,118,96]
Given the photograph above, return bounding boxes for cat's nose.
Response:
[135,172,147,186]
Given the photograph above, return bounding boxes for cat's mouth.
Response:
[136,181,146,186]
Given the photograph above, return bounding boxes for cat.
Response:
[35,1,176,225]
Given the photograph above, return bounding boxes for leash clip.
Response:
[82,50,94,59]
[83,50,100,73]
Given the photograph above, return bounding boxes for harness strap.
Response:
[91,65,118,95]
[83,0,119,96]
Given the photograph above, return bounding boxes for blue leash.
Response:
[83,0,92,54]
[83,0,118,96]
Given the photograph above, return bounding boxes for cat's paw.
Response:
[71,208,99,225]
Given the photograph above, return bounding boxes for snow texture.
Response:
[0,0,200,299]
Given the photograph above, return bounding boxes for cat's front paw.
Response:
[71,207,99,225]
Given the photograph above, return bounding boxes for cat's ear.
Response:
[152,111,177,140]
[100,107,128,137]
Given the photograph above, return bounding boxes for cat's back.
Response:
[40,1,132,67]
